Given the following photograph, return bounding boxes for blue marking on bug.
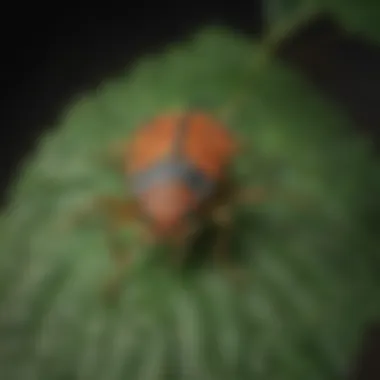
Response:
[130,158,215,200]
[129,112,215,200]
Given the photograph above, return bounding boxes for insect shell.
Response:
[125,111,238,243]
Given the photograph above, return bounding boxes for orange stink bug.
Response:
[82,110,265,299]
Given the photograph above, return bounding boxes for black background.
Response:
[0,2,379,379]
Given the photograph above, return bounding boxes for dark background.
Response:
[0,2,379,379]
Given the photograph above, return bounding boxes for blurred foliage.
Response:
[1,1,380,380]
[265,0,380,43]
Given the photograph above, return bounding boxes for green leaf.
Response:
[0,27,379,380]
[264,0,313,29]
[264,0,380,44]
[326,0,380,42]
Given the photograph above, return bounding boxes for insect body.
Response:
[89,110,262,300]
[126,112,238,240]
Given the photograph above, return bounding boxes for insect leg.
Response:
[169,235,192,270]
[211,204,246,284]
[102,225,136,303]
[234,186,268,205]
[100,197,141,302]
[102,227,131,302]
[95,140,130,173]
[235,185,314,209]
[65,195,138,228]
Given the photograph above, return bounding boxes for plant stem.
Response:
[217,3,322,122]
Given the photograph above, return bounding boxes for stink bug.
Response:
[80,110,266,299]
